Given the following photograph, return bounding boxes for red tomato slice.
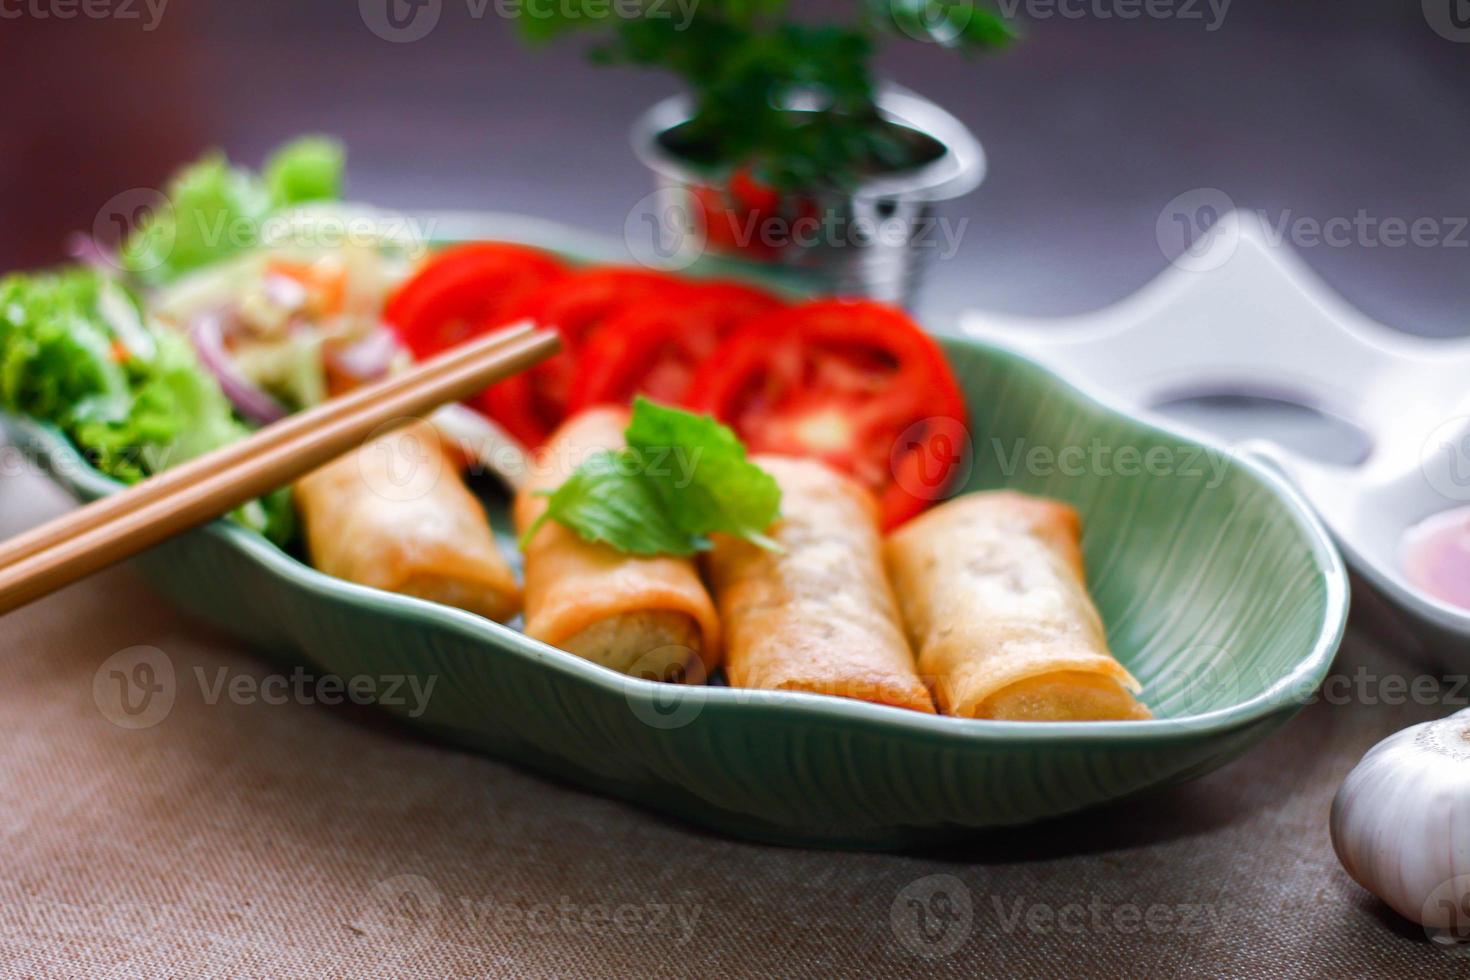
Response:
[384,243,566,361]
[475,267,679,446]
[685,300,968,529]
[568,281,783,410]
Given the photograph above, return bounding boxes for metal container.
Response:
[629,86,985,307]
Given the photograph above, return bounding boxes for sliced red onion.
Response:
[262,273,308,311]
[430,402,529,490]
[189,313,290,425]
[65,232,118,271]
[325,326,404,385]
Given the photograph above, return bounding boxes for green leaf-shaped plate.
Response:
[4,216,1348,849]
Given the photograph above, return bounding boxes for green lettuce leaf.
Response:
[122,136,345,285]
[0,267,294,544]
[264,135,345,208]
[0,268,127,424]
[121,153,271,284]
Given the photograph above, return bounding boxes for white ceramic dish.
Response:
[961,209,1470,668]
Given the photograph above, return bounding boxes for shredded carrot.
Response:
[266,259,346,319]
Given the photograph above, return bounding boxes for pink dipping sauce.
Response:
[1403,506,1470,610]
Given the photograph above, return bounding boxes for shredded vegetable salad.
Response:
[2,133,968,552]
[0,266,295,542]
[0,136,426,546]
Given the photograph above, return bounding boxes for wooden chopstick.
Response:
[0,327,560,616]
[0,321,534,571]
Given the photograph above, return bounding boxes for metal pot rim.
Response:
[629,83,986,202]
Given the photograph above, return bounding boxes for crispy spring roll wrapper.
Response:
[704,456,935,714]
[513,407,720,680]
[295,421,521,623]
[885,491,1150,721]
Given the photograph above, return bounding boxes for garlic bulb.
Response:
[1331,709,1470,943]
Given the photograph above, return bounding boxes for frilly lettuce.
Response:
[122,135,345,285]
[264,135,344,208]
[0,267,294,544]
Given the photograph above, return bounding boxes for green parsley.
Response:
[512,1,1013,191]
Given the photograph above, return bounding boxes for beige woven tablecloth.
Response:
[0,460,1461,979]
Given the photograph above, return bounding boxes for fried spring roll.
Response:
[296,421,521,622]
[514,407,720,679]
[704,456,935,713]
[884,491,1149,721]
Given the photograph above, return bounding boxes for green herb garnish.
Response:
[512,1,1013,191]
[522,397,781,556]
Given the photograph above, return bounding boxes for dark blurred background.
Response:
[1,0,1465,334]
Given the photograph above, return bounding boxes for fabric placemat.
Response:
[0,462,1459,978]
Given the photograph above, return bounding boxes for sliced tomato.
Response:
[568,281,783,410]
[384,242,566,361]
[475,267,679,446]
[685,300,968,529]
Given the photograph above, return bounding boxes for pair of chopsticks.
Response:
[0,323,559,616]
